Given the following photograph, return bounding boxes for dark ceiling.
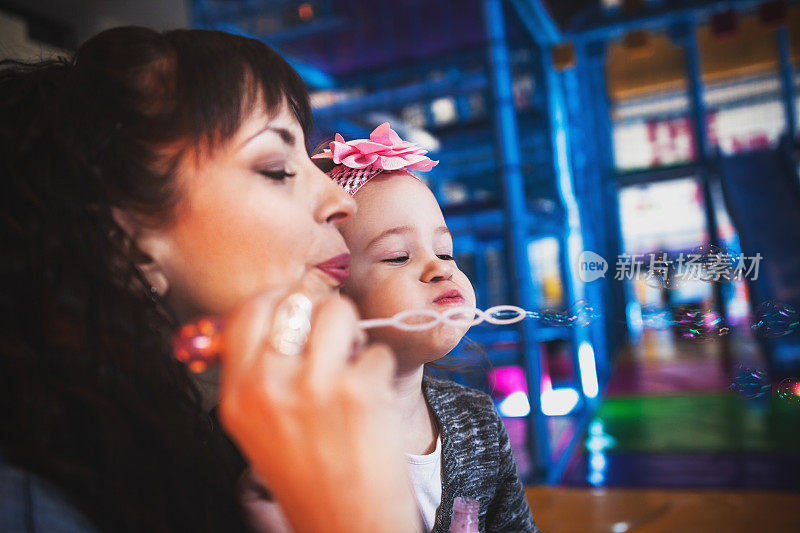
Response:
[278,0,590,76]
[541,0,600,29]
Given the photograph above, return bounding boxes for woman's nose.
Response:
[421,256,454,283]
[314,167,356,225]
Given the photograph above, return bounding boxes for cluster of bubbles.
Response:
[672,308,729,341]
[642,245,743,290]
[501,300,599,328]
[641,306,730,341]
[750,300,799,338]
[624,244,799,340]
[687,244,742,282]
[729,366,771,399]
[728,366,800,406]
[638,244,799,333]
[640,300,798,342]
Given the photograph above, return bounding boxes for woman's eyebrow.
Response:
[240,125,296,148]
[269,127,296,146]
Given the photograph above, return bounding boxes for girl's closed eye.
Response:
[437,253,455,261]
[382,254,409,264]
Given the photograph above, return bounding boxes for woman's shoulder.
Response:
[0,455,99,532]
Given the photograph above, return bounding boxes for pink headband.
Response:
[313,122,438,196]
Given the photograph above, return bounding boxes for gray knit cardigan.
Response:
[422,375,540,533]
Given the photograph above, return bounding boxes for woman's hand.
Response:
[217,277,419,533]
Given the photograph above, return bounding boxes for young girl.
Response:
[314,124,539,533]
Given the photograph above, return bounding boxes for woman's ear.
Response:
[111,207,171,297]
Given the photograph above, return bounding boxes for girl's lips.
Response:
[316,253,350,285]
[433,289,465,305]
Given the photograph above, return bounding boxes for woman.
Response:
[0,26,417,532]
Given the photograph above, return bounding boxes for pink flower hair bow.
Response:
[314,123,438,195]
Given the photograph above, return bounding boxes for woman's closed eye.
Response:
[437,254,455,261]
[258,169,296,181]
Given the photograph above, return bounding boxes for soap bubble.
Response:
[673,307,730,340]
[776,378,800,405]
[564,300,600,327]
[487,300,600,327]
[751,300,799,338]
[687,244,740,283]
[729,366,771,399]
[538,310,571,326]
[489,308,525,321]
[538,300,599,327]
[641,308,672,328]
[643,251,681,289]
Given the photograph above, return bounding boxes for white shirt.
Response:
[406,436,443,533]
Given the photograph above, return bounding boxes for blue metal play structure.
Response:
[718,141,800,372]
[191,0,800,483]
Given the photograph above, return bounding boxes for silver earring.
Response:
[148,284,161,301]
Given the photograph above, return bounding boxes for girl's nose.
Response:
[421,256,454,283]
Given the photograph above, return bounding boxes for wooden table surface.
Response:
[525,486,800,533]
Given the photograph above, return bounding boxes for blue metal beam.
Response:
[778,25,798,142]
[444,208,562,238]
[312,72,488,121]
[339,50,488,90]
[559,40,624,382]
[674,20,728,324]
[569,39,621,395]
[678,21,711,161]
[433,136,547,166]
[508,0,562,46]
[538,45,604,452]
[568,0,792,44]
[483,0,551,480]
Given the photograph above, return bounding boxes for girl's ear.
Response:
[111,207,171,297]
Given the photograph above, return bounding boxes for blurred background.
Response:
[3,1,799,531]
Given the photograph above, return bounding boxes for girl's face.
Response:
[340,173,476,371]
[143,102,356,321]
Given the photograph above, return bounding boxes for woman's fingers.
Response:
[216,281,421,533]
[349,342,396,398]
[221,289,279,375]
[302,295,360,388]
[221,271,337,381]
[219,273,331,433]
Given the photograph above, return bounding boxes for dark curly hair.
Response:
[0,26,311,531]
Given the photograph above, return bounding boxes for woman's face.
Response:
[145,101,355,321]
